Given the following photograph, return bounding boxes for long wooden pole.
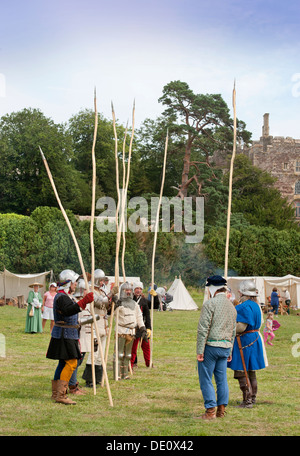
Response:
[121,122,128,282]
[224,81,237,280]
[39,144,113,406]
[39,146,90,288]
[112,102,121,381]
[89,91,113,404]
[90,88,98,396]
[149,130,168,368]
[121,101,135,282]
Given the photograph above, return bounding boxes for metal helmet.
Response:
[239,280,259,297]
[74,278,88,297]
[58,269,80,291]
[119,281,133,300]
[94,269,105,286]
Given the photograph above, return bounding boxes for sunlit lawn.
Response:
[0,292,299,437]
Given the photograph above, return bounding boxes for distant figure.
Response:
[263,312,275,346]
[270,288,279,315]
[25,282,43,333]
[42,283,57,331]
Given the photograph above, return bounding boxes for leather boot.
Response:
[55,380,76,405]
[216,404,226,418]
[201,407,216,420]
[237,377,252,408]
[69,381,86,395]
[51,380,58,401]
[250,376,258,404]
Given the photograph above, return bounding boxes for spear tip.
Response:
[39,145,45,160]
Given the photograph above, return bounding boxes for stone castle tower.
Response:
[241,113,300,221]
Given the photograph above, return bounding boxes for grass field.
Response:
[0,291,299,437]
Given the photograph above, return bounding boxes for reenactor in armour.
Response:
[114,282,148,380]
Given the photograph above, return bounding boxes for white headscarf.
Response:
[209,285,226,298]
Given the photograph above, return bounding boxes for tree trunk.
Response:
[178,144,192,199]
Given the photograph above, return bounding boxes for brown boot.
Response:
[237,377,253,408]
[55,380,76,405]
[216,405,226,418]
[69,382,86,395]
[250,376,258,405]
[201,407,216,420]
[51,380,58,401]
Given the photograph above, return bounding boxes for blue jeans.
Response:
[198,345,231,409]
[271,304,279,315]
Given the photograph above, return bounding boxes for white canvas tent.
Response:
[203,275,300,309]
[0,268,51,302]
[167,277,198,310]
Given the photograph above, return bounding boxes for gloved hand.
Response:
[147,329,151,339]
[140,326,148,342]
[111,286,119,295]
[94,294,108,309]
[77,292,94,310]
[149,289,157,297]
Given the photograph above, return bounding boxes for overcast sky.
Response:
[1,0,300,139]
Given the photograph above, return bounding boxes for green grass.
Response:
[0,294,299,436]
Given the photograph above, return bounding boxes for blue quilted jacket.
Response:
[51,292,80,340]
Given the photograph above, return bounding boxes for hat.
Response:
[205,275,227,287]
[239,280,259,297]
[133,281,144,290]
[29,282,43,288]
[205,275,227,298]
[49,282,57,288]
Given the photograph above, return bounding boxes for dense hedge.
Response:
[0,207,299,286]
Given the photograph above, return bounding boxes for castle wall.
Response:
[243,114,300,220]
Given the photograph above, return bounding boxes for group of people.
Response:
[196,275,268,420]
[24,271,277,415]
[24,268,154,405]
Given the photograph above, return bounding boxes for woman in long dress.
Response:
[25,282,43,333]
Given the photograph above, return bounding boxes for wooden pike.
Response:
[121,101,135,282]
[39,118,113,406]
[89,89,113,405]
[149,130,169,368]
[224,81,237,280]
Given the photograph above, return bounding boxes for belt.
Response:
[54,321,80,329]
[207,339,231,343]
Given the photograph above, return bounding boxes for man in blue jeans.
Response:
[196,276,237,420]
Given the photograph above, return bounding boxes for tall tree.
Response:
[67,109,129,201]
[0,108,90,214]
[158,80,251,198]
